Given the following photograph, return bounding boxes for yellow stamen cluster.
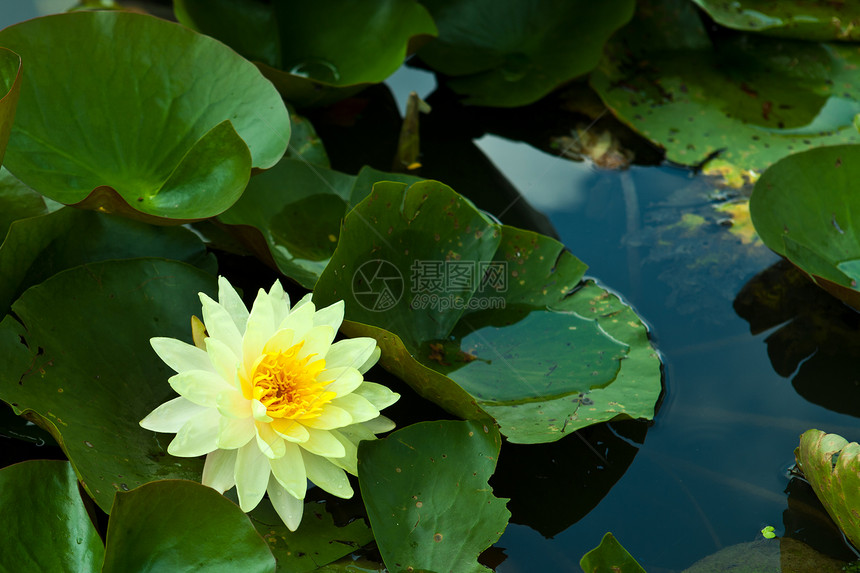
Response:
[250,341,334,419]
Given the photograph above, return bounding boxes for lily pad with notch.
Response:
[0,11,289,223]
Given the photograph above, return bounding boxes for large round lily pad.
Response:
[691,0,860,41]
[0,259,218,512]
[0,11,289,222]
[314,180,662,443]
[591,0,860,178]
[749,144,860,309]
[416,0,635,107]
[175,0,437,108]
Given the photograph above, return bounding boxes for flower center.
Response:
[250,341,334,419]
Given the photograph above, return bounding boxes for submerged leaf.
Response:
[359,420,510,573]
[0,11,289,222]
[417,0,635,107]
[580,532,646,573]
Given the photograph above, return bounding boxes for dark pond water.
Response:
[5,3,860,572]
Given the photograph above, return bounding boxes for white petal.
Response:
[234,440,270,512]
[252,399,273,422]
[255,421,286,459]
[300,427,346,458]
[268,280,291,326]
[269,441,306,499]
[278,297,314,339]
[168,408,220,457]
[353,382,400,410]
[202,449,236,493]
[325,338,377,371]
[312,300,344,331]
[216,388,252,419]
[217,276,249,334]
[338,422,376,444]
[302,404,352,430]
[151,337,213,373]
[271,419,310,443]
[140,397,205,433]
[267,475,304,532]
[297,325,335,361]
[262,328,295,355]
[302,450,353,499]
[361,415,396,435]
[242,288,275,376]
[358,345,381,374]
[200,293,244,356]
[325,430,358,475]
[292,293,314,311]
[205,337,241,390]
[169,370,233,408]
[320,367,363,397]
[330,393,380,424]
[217,416,255,449]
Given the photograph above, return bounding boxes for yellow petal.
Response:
[269,441,306,499]
[358,346,381,374]
[168,409,220,457]
[330,393,380,424]
[267,280,291,326]
[261,328,295,355]
[151,337,212,373]
[312,300,344,331]
[205,337,241,390]
[168,370,233,408]
[302,404,352,430]
[252,399,273,422]
[325,338,377,371]
[217,416,255,449]
[353,381,400,410]
[242,288,275,376]
[217,276,249,333]
[325,430,358,475]
[319,367,363,396]
[297,325,335,360]
[277,295,314,338]
[271,418,310,443]
[255,420,287,459]
[199,293,243,356]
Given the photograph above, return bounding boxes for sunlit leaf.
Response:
[591,0,860,178]
[0,11,289,222]
[416,0,634,107]
[0,460,104,573]
[102,480,276,573]
[795,429,860,551]
[750,144,860,309]
[691,0,860,41]
[0,259,217,512]
[175,0,437,108]
[359,420,510,573]
[314,180,662,443]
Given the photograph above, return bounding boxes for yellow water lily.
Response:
[140,277,398,530]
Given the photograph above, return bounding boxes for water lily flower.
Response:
[140,276,399,530]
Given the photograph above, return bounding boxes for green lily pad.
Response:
[0,167,60,242]
[0,460,104,572]
[314,180,661,443]
[0,11,289,222]
[749,144,860,309]
[591,0,860,177]
[244,498,374,572]
[795,429,860,550]
[218,157,420,289]
[416,0,635,107]
[0,47,22,167]
[0,208,215,317]
[102,480,276,573]
[285,107,330,168]
[0,259,218,512]
[580,532,646,573]
[358,420,510,573]
[691,0,860,41]
[175,0,437,108]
